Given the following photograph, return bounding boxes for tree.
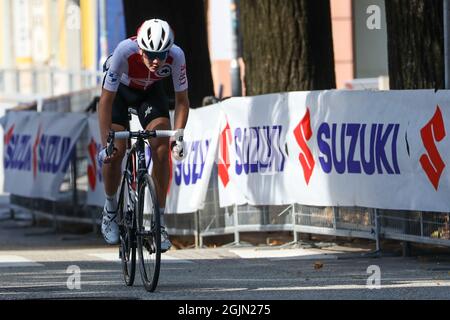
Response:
[122,0,214,108]
[239,0,336,96]
[385,0,444,89]
[385,1,445,256]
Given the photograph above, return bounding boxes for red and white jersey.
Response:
[103,37,188,92]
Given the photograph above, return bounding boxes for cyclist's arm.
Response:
[98,88,117,146]
[173,89,189,130]
[98,40,128,146]
[170,46,189,130]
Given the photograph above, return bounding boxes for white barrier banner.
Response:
[2,111,87,200]
[218,90,450,212]
[218,95,291,207]
[166,104,222,214]
[9,90,447,212]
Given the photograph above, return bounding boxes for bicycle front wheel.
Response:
[137,174,161,292]
[118,158,136,286]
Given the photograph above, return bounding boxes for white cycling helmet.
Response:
[137,19,174,53]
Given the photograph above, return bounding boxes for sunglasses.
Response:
[143,50,169,61]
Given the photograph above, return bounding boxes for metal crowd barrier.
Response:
[7,87,100,233]
[165,166,450,249]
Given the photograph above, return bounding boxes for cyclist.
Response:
[98,18,189,252]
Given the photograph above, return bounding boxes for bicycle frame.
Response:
[127,137,148,191]
[112,128,176,292]
[113,129,177,226]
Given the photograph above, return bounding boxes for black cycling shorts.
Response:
[111,82,170,129]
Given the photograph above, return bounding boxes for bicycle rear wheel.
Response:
[137,174,161,292]
[118,155,137,286]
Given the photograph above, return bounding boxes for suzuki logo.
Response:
[33,125,42,179]
[4,125,15,145]
[420,106,446,190]
[294,108,315,185]
[218,121,232,187]
[87,138,98,190]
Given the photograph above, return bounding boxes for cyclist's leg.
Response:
[137,82,171,251]
[101,85,131,244]
[103,85,130,198]
[102,124,127,196]
[145,117,170,208]
[137,82,171,210]
[103,84,146,195]
[146,117,171,252]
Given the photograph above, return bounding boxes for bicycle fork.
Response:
[123,148,137,226]
[135,138,152,236]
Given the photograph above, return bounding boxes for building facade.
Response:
[0,0,125,96]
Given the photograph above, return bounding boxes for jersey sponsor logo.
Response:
[107,71,119,84]
[420,106,446,190]
[144,105,153,118]
[179,64,187,86]
[156,65,172,78]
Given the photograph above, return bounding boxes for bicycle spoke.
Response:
[137,174,161,292]
[118,165,136,287]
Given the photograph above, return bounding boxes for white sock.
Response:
[105,194,118,213]
[160,207,165,226]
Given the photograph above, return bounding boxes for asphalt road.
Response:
[1,210,450,301]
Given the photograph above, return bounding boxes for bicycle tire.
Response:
[137,174,161,292]
[118,153,137,286]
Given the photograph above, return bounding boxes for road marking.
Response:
[253,280,450,291]
[0,255,44,267]
[229,248,338,261]
[88,252,193,264]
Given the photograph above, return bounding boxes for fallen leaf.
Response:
[314,262,324,270]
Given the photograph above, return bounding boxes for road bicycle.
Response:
[102,108,177,292]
